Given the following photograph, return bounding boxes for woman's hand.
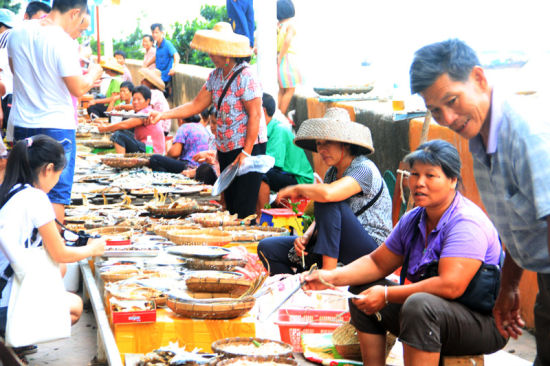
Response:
[351,285,386,315]
[147,110,163,126]
[293,235,309,257]
[96,124,109,133]
[233,151,250,166]
[276,185,300,202]
[181,168,196,178]
[301,269,336,291]
[193,151,216,165]
[87,238,106,257]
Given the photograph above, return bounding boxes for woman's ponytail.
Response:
[0,135,66,207]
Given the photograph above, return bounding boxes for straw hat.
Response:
[139,68,165,92]
[294,108,375,154]
[100,59,124,75]
[190,22,252,58]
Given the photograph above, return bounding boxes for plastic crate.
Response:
[274,308,350,352]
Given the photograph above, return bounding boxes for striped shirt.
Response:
[469,88,550,273]
[0,30,10,49]
[324,155,392,245]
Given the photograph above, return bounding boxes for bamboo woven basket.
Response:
[183,257,247,271]
[191,212,255,227]
[166,295,255,319]
[153,223,200,238]
[99,265,140,282]
[81,139,114,149]
[331,323,397,361]
[215,356,297,366]
[167,228,233,246]
[145,200,198,218]
[86,226,133,240]
[100,156,150,169]
[211,337,293,359]
[185,271,252,296]
[223,226,290,242]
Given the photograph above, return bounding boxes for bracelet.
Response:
[241,150,251,157]
[384,285,389,305]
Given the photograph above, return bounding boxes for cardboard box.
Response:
[111,300,156,324]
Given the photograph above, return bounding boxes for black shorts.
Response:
[262,167,298,192]
[349,279,507,355]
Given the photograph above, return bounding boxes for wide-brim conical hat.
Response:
[294,108,375,154]
[139,68,165,92]
[100,59,124,75]
[190,22,252,58]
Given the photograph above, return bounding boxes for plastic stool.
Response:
[259,208,304,236]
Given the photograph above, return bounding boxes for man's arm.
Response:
[144,55,156,68]
[169,52,180,76]
[63,63,103,97]
[493,249,525,339]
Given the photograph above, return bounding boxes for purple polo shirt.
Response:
[386,192,501,283]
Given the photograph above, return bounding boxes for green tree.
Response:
[168,4,229,68]
[0,0,21,14]
[113,23,145,60]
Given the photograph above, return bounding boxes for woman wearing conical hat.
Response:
[258,108,392,274]
[149,22,266,219]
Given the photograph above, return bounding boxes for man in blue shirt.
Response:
[410,39,550,366]
[149,23,179,97]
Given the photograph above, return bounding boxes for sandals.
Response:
[14,345,38,356]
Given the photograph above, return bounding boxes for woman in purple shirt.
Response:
[303,140,507,366]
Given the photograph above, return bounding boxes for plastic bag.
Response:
[238,155,275,176]
[5,247,71,347]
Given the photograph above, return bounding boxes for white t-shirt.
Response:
[0,185,55,307]
[7,20,81,130]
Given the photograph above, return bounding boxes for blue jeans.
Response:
[14,127,76,205]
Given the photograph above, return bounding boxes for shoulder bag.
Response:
[399,211,502,314]
[0,186,71,347]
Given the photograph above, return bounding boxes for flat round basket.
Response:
[216,356,297,366]
[153,224,201,238]
[183,257,247,271]
[167,228,233,246]
[81,139,114,149]
[166,296,255,319]
[223,226,290,242]
[145,199,198,218]
[212,338,293,359]
[185,271,252,296]
[332,323,361,361]
[86,226,133,240]
[99,265,140,282]
[101,157,150,169]
[191,212,254,227]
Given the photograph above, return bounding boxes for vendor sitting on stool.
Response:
[97,85,165,154]
[258,108,392,274]
[256,93,313,218]
[87,59,124,118]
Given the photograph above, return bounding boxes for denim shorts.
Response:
[14,127,76,205]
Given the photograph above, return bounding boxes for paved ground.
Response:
[24,289,538,366]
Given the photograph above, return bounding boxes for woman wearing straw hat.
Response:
[149,22,267,219]
[139,68,171,135]
[258,108,392,274]
[87,59,125,118]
